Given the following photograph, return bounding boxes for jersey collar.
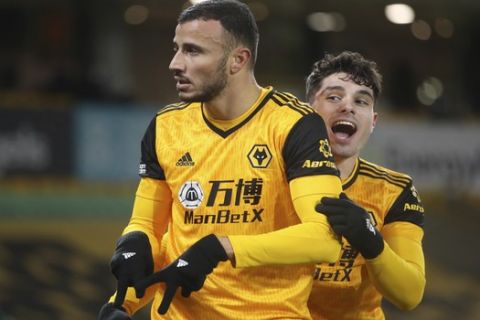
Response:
[342,157,360,190]
[201,87,274,138]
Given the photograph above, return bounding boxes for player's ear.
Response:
[371,112,379,133]
[230,47,251,74]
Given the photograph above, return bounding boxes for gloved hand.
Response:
[316,193,384,259]
[97,302,131,320]
[134,234,228,315]
[110,231,153,306]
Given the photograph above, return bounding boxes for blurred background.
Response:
[0,0,479,319]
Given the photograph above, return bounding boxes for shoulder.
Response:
[264,89,327,134]
[358,158,413,189]
[155,101,200,120]
[268,89,315,117]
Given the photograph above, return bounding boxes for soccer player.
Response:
[97,1,343,319]
[306,51,426,319]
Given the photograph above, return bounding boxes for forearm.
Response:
[123,178,171,269]
[226,220,340,267]
[225,175,342,267]
[366,224,426,310]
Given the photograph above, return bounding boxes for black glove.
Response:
[97,302,131,320]
[316,193,384,259]
[134,234,228,315]
[110,231,153,306]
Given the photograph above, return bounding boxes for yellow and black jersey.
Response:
[309,158,425,320]
[137,87,339,319]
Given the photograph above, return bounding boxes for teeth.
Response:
[333,120,355,129]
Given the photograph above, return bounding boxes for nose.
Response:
[169,51,184,73]
[339,98,355,114]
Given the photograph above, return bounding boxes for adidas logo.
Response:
[177,259,189,267]
[176,152,195,166]
[122,252,136,259]
[365,219,376,235]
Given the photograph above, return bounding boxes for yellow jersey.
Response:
[309,158,425,320]
[136,87,339,319]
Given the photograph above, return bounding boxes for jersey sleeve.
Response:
[384,180,424,228]
[282,113,339,181]
[366,222,426,310]
[228,171,343,267]
[139,115,165,180]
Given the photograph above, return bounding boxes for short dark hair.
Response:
[306,51,382,103]
[179,0,259,67]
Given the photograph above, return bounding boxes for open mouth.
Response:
[332,120,357,138]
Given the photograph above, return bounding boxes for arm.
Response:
[366,222,425,310]
[225,113,342,267]
[134,174,343,315]
[99,115,173,317]
[134,112,342,314]
[123,178,171,267]
[226,174,342,267]
[317,181,426,311]
[105,178,172,315]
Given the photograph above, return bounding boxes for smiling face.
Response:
[311,72,378,162]
[169,19,230,102]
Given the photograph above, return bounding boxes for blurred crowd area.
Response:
[1,0,480,319]
[0,0,479,116]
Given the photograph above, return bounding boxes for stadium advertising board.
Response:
[364,121,480,194]
[0,108,73,177]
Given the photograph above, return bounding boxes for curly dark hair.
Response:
[306,51,382,103]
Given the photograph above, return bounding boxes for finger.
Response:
[132,273,148,298]
[339,192,349,200]
[326,215,347,226]
[135,271,168,298]
[321,196,352,207]
[114,278,128,307]
[328,222,348,236]
[315,204,345,216]
[158,282,178,315]
[181,286,192,297]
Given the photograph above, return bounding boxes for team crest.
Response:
[178,181,204,209]
[248,144,272,168]
[319,139,333,158]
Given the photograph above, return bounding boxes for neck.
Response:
[204,73,261,120]
[334,156,358,180]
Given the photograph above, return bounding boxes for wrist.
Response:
[361,235,384,259]
[217,236,236,265]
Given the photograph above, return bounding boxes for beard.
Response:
[179,56,228,103]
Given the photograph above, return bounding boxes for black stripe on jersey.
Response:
[360,161,411,184]
[157,102,191,116]
[359,166,410,185]
[202,89,274,138]
[342,160,360,190]
[282,92,313,111]
[358,170,409,188]
[283,113,339,181]
[140,116,166,180]
[271,92,312,115]
[275,91,312,113]
[271,95,309,115]
[384,181,424,228]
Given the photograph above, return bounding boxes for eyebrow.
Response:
[357,90,374,99]
[322,86,345,93]
[321,86,374,99]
